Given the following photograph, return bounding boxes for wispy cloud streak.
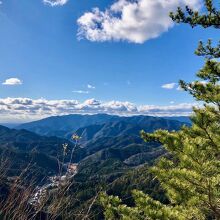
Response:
[2,78,23,85]
[43,0,68,7]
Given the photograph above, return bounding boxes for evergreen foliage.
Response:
[100,1,220,219]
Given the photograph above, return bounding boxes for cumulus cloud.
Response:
[0,97,196,122]
[77,0,201,43]
[87,84,96,89]
[2,78,23,86]
[161,82,176,89]
[43,0,68,6]
[72,90,89,94]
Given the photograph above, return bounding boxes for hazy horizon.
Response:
[0,111,192,124]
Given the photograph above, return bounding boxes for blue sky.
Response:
[0,0,219,122]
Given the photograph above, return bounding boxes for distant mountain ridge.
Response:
[16,114,119,138]
[16,114,189,139]
[0,123,20,128]
[163,116,191,124]
[0,125,74,178]
[68,115,187,164]
[1,114,188,170]
[0,125,73,156]
[1,114,189,177]
[75,117,187,145]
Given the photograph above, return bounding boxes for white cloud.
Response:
[0,97,196,122]
[77,0,201,43]
[161,82,176,89]
[139,102,195,116]
[72,90,89,94]
[87,84,96,89]
[0,1,2,5]
[43,0,68,6]
[2,78,23,86]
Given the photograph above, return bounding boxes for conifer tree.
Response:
[100,1,220,219]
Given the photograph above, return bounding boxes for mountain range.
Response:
[16,114,189,140]
[0,125,74,179]
[0,114,190,218]
[0,114,189,177]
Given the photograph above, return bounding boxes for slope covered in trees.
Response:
[16,114,188,139]
[0,125,75,178]
[0,113,189,219]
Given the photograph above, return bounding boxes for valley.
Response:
[0,114,188,219]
